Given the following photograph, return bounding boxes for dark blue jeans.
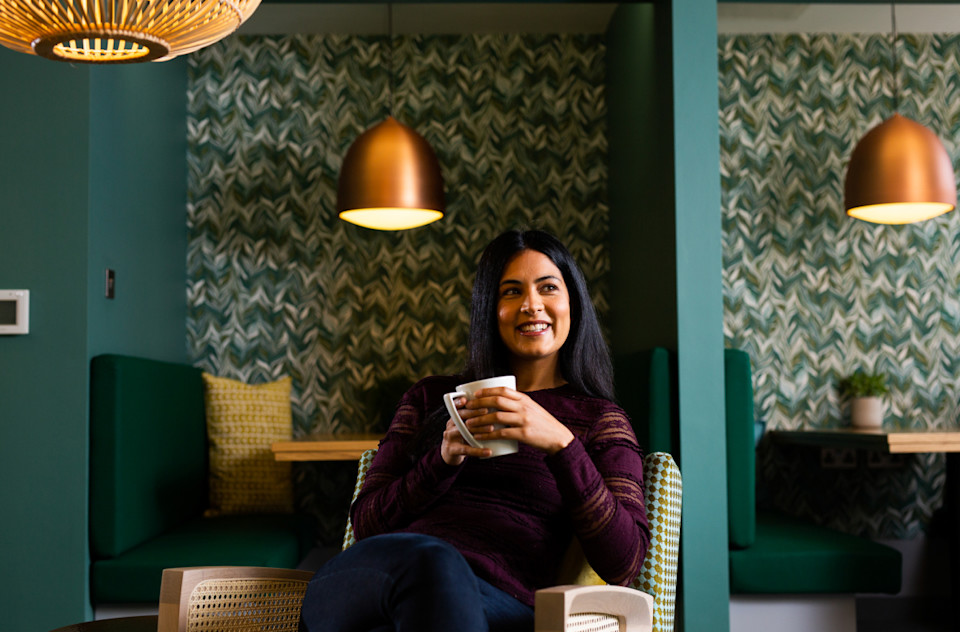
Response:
[298,533,534,632]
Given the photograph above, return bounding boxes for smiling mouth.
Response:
[518,322,550,334]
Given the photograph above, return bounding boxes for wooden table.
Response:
[771,427,960,454]
[271,433,381,462]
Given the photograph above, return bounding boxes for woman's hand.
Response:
[463,387,575,455]
[440,397,493,465]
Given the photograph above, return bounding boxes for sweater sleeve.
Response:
[350,379,462,540]
[546,407,650,586]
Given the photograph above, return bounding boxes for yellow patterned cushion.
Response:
[202,373,294,516]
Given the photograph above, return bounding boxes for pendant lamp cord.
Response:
[890,3,900,112]
[388,3,395,116]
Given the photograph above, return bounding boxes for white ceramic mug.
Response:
[442,376,519,458]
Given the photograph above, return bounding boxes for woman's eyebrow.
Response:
[499,275,561,286]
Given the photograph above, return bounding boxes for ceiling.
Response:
[239,3,960,36]
[239,3,618,35]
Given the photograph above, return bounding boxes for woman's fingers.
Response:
[463,387,573,454]
[440,418,491,465]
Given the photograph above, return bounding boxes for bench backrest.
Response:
[618,346,757,548]
[89,354,207,559]
[724,348,756,549]
[614,347,676,455]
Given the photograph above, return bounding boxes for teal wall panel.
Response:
[672,0,728,629]
[88,61,189,362]
[0,50,92,630]
[0,53,189,630]
[608,3,728,629]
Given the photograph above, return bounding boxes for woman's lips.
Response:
[518,321,550,335]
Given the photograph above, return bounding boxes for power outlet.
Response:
[867,452,904,469]
[820,448,857,469]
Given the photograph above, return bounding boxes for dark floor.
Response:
[857,597,954,632]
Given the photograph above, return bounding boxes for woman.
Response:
[299,230,649,632]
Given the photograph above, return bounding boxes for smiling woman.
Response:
[298,229,649,632]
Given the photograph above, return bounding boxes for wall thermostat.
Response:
[0,290,29,335]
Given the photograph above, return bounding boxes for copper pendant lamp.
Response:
[844,5,956,224]
[337,5,445,231]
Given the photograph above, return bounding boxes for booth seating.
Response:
[724,349,901,593]
[615,348,902,630]
[723,349,900,630]
[89,354,313,605]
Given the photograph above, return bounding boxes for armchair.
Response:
[344,449,681,632]
[156,450,680,632]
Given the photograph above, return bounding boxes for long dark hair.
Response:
[463,229,615,402]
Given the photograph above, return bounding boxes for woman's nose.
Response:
[521,292,543,314]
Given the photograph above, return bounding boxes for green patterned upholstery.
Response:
[343,449,681,632]
[630,452,682,632]
[341,449,375,551]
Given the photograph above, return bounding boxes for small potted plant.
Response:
[838,371,888,429]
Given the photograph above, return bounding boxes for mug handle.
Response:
[442,392,483,449]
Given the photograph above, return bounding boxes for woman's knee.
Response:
[400,535,473,581]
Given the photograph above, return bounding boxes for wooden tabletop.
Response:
[271,433,382,461]
[771,427,960,454]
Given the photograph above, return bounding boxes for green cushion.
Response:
[614,347,675,454]
[729,511,902,594]
[90,355,207,558]
[724,349,756,549]
[91,514,314,603]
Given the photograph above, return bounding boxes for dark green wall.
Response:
[0,51,187,629]
[607,2,728,630]
[88,62,188,361]
[607,3,677,351]
[0,49,92,630]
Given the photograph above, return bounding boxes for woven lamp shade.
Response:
[845,114,957,224]
[0,0,260,63]
[337,116,445,231]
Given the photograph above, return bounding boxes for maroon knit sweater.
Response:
[351,376,650,607]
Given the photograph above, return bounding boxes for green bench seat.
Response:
[730,510,902,594]
[89,354,313,604]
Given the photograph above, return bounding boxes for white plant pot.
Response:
[851,396,884,429]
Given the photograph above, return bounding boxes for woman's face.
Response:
[497,249,571,368]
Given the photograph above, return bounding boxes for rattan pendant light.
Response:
[337,4,445,231]
[844,4,956,224]
[0,0,260,63]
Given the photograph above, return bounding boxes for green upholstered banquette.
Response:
[616,347,901,596]
[723,349,901,594]
[88,354,313,604]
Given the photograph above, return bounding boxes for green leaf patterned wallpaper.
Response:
[186,33,608,543]
[187,31,959,542]
[720,34,960,538]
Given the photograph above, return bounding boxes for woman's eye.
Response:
[501,288,520,297]
[540,284,559,293]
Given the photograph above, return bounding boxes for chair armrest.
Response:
[534,585,654,632]
[159,566,314,632]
